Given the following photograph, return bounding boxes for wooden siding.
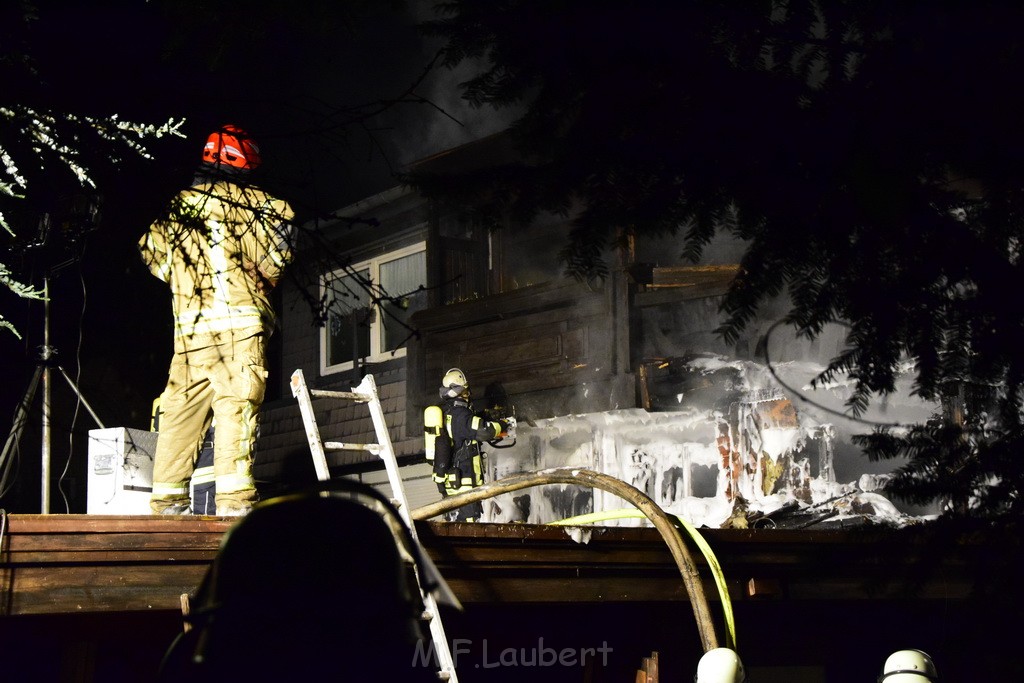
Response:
[406,275,636,432]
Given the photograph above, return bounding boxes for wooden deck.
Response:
[1,513,976,616]
[0,513,1006,682]
[1,514,227,616]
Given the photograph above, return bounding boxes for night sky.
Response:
[0,0,506,512]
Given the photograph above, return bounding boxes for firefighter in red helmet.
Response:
[140,125,295,517]
[201,124,262,169]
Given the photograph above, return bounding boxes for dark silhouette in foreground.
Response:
[159,481,455,681]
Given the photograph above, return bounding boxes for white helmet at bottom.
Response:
[696,647,746,683]
[879,649,937,682]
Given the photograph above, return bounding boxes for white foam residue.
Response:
[760,427,803,462]
[566,527,592,544]
[480,351,938,528]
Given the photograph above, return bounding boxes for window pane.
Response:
[380,251,426,352]
[326,268,371,367]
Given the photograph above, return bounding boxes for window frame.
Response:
[319,240,427,375]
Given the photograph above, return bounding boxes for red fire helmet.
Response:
[202,125,261,169]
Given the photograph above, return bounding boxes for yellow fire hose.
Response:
[411,467,724,652]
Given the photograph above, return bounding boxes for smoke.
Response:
[379,0,524,168]
[392,51,522,168]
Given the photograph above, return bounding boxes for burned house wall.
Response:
[483,349,937,527]
[495,210,570,292]
[260,167,942,524]
[481,225,941,526]
[406,204,625,428]
[406,271,635,437]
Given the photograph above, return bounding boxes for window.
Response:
[320,242,427,374]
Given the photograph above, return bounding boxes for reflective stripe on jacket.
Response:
[138,179,295,351]
[441,398,503,492]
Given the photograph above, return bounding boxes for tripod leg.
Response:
[56,365,106,429]
[0,366,43,494]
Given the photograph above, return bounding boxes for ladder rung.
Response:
[323,441,381,454]
[292,369,458,682]
[309,389,371,402]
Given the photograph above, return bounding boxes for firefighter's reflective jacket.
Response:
[138,178,294,352]
[427,398,505,495]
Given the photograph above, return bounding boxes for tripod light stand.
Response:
[1,270,105,513]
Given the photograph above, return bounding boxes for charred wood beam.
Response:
[632,264,741,307]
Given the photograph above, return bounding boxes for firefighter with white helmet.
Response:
[140,124,295,517]
[441,367,470,399]
[424,367,509,521]
[695,647,746,683]
[878,649,938,682]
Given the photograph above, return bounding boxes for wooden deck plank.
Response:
[1,514,231,616]
[1,514,978,617]
[5,565,210,614]
[4,514,231,532]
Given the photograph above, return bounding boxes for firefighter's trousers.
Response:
[444,449,484,522]
[150,333,267,513]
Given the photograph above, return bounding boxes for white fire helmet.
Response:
[879,649,937,682]
[441,368,469,399]
[695,647,746,683]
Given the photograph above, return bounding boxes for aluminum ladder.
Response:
[289,368,459,681]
